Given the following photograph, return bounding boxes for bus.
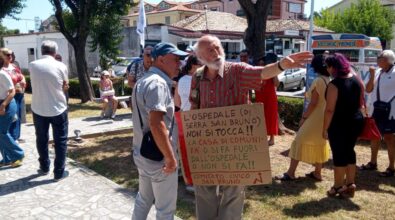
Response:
[311,33,382,84]
[302,34,382,110]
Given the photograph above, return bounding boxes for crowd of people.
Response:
[129,36,395,219]
[1,34,395,219]
[0,41,69,181]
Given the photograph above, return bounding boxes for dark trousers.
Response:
[9,93,24,140]
[33,110,68,178]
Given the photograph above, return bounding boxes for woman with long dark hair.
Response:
[276,55,330,181]
[323,53,364,198]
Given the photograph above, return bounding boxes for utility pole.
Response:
[307,0,314,51]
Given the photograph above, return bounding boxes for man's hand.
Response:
[280,51,314,69]
[163,155,177,174]
[369,66,376,77]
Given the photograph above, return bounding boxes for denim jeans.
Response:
[132,167,178,220]
[33,110,68,178]
[0,99,24,163]
[9,93,24,141]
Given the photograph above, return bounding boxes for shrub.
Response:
[278,96,304,130]
[24,75,130,98]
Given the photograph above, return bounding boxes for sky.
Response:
[2,0,342,33]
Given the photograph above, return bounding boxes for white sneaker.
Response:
[111,113,116,119]
[100,111,105,119]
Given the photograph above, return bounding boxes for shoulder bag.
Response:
[134,86,174,161]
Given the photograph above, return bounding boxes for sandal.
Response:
[274,173,296,181]
[327,185,347,197]
[305,171,322,181]
[379,168,395,177]
[340,183,356,198]
[359,162,377,171]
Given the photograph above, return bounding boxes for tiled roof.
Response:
[171,11,333,33]
[128,4,202,16]
[267,19,333,33]
[171,11,247,32]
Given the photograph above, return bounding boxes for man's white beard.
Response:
[204,56,225,77]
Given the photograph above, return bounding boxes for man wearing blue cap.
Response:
[131,42,188,220]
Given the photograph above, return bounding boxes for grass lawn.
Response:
[67,133,395,220]
[24,93,130,123]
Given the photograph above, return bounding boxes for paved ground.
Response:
[0,114,181,219]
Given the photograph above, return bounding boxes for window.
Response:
[313,49,360,62]
[210,7,219,11]
[165,16,171,24]
[288,3,302,13]
[28,48,35,55]
[284,41,290,49]
[364,50,381,63]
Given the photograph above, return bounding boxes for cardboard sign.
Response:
[175,104,272,186]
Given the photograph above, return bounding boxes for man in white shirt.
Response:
[29,40,70,181]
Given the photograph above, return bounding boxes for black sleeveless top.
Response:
[328,75,362,129]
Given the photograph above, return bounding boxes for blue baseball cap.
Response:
[152,42,189,59]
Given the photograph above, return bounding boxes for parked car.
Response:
[92,57,140,77]
[277,68,306,91]
[112,57,140,77]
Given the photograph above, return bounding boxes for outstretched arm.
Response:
[260,51,313,80]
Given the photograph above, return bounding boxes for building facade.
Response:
[126,0,306,25]
[3,32,99,77]
[125,0,202,27]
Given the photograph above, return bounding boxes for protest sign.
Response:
[175,103,272,186]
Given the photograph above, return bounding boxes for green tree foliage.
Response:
[315,0,395,42]
[0,0,25,20]
[0,24,19,47]
[89,15,124,71]
[50,0,131,102]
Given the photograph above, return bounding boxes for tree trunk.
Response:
[238,0,272,64]
[73,40,94,103]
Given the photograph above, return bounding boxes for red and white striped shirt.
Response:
[190,62,263,109]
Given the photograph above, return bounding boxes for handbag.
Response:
[134,87,174,161]
[100,89,115,97]
[372,73,395,122]
[359,92,381,140]
[359,117,381,140]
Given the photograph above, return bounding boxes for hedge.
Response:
[277,96,304,130]
[25,75,132,98]
[25,73,304,129]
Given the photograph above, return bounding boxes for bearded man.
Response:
[189,35,313,220]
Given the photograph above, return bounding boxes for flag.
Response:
[136,0,146,48]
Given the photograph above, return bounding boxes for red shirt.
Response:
[1,64,23,86]
[190,62,263,109]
